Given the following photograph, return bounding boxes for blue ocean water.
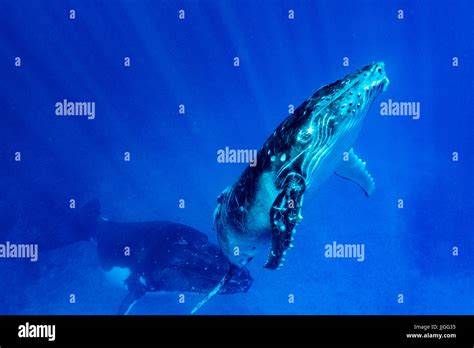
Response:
[0,0,472,314]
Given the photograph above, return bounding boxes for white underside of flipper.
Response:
[335,148,375,196]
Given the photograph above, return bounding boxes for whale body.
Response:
[31,200,253,314]
[192,62,389,313]
[214,62,389,270]
[95,219,252,314]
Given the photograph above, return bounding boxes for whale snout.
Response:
[371,61,385,73]
[364,61,390,92]
[373,62,390,92]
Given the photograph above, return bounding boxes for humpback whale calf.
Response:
[95,218,252,314]
[34,200,253,314]
[192,62,389,313]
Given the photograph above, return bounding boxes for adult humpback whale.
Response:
[192,62,389,313]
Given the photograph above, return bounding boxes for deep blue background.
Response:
[0,0,472,314]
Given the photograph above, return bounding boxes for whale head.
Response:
[274,62,389,186]
[333,61,390,119]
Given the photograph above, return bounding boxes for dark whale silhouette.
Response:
[95,218,253,314]
[34,200,253,314]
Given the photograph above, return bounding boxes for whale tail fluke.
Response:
[33,198,101,251]
[191,263,237,314]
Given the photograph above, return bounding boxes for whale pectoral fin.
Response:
[335,148,375,196]
[264,173,306,270]
[118,273,147,315]
[191,263,237,314]
[118,290,143,315]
